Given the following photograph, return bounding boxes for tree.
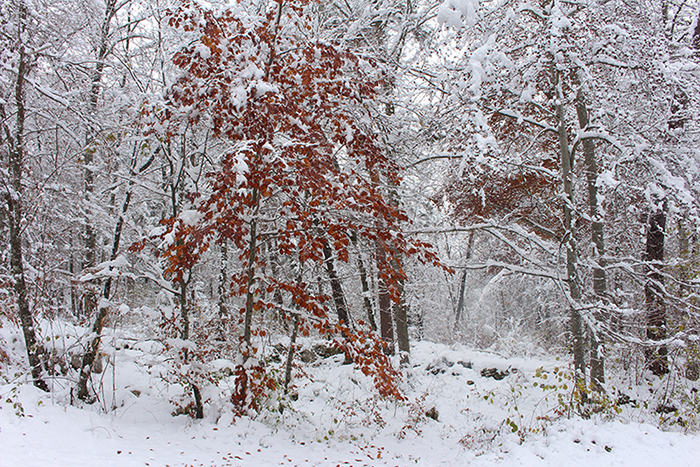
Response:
[645,194,669,376]
[426,0,661,392]
[427,0,700,393]
[318,0,443,362]
[76,145,157,402]
[0,0,50,392]
[137,0,441,414]
[73,0,176,403]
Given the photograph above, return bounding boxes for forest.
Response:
[1,0,700,465]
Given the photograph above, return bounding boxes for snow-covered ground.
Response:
[2,326,699,467]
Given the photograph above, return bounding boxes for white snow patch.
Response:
[437,0,479,28]
[194,43,211,60]
[597,170,620,188]
[179,209,202,226]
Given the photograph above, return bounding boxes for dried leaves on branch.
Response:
[131,0,442,412]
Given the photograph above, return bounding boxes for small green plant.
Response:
[1,372,25,418]
[531,365,623,420]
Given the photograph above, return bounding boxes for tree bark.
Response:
[454,231,474,328]
[554,76,586,383]
[575,83,606,391]
[390,255,410,366]
[693,9,700,58]
[243,188,261,351]
[386,179,407,359]
[267,239,284,308]
[2,8,49,390]
[351,231,376,331]
[376,245,394,355]
[645,207,668,377]
[284,315,300,391]
[191,383,204,419]
[183,283,204,420]
[217,240,228,340]
[179,278,189,341]
[323,239,350,327]
[177,272,203,419]
[369,166,394,354]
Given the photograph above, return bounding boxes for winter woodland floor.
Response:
[2,323,700,467]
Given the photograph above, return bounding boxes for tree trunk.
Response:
[554,78,586,383]
[177,276,203,419]
[694,9,700,58]
[645,207,668,377]
[179,278,189,341]
[237,188,261,408]
[191,383,204,419]
[76,147,155,402]
[351,231,376,331]
[369,166,395,354]
[454,231,474,328]
[2,13,49,390]
[179,275,203,419]
[386,179,407,358]
[267,239,284,308]
[575,83,606,391]
[243,188,261,350]
[390,255,410,366]
[82,0,118,317]
[376,245,394,355]
[284,315,300,391]
[323,239,350,327]
[217,240,228,340]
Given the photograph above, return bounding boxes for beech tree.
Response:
[135,0,441,414]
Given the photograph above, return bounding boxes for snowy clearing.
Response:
[2,333,698,467]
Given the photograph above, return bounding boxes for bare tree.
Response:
[0,0,49,392]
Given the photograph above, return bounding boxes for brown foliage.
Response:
[135,0,441,412]
[439,157,562,239]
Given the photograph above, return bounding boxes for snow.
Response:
[437,0,479,28]
[345,123,354,144]
[78,256,131,282]
[240,63,264,80]
[230,86,248,109]
[597,170,620,189]
[179,209,203,226]
[4,412,694,467]
[2,328,700,467]
[254,81,277,98]
[194,43,211,60]
[549,4,571,37]
[520,83,535,103]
